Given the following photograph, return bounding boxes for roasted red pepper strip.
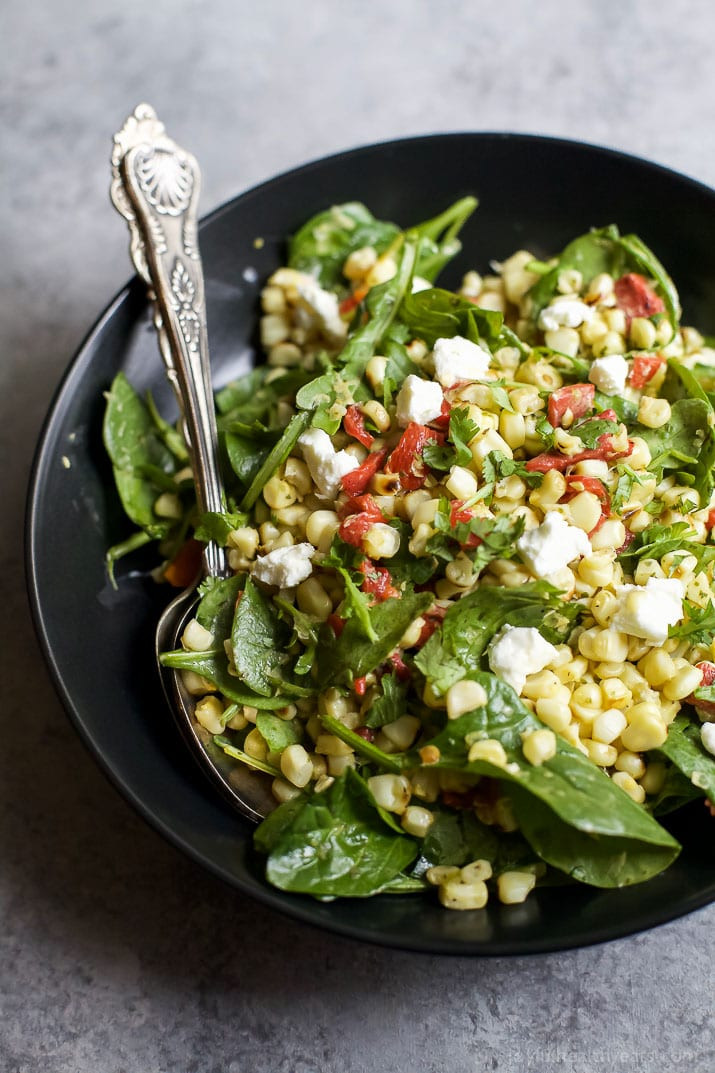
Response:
[354,676,369,697]
[614,273,665,322]
[449,499,482,548]
[563,474,610,506]
[416,604,448,647]
[388,651,411,681]
[360,558,399,602]
[339,498,384,547]
[343,404,374,448]
[526,435,633,472]
[707,508,715,531]
[341,448,388,497]
[339,285,369,316]
[327,613,346,637]
[386,422,445,490]
[547,383,595,428]
[628,353,665,389]
[432,398,452,429]
[687,661,715,717]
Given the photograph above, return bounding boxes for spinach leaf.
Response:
[413,632,468,695]
[256,768,418,897]
[421,809,536,875]
[102,372,178,537]
[231,577,293,696]
[196,574,244,638]
[256,711,303,752]
[288,202,400,289]
[239,410,311,510]
[319,712,406,773]
[217,367,313,427]
[364,673,410,728]
[145,391,188,461]
[412,195,478,281]
[422,673,680,886]
[398,287,503,349]
[316,589,433,688]
[665,361,715,499]
[224,431,272,488]
[638,397,708,475]
[653,713,715,805]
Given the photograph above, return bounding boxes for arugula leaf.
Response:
[669,600,715,645]
[288,202,400,289]
[619,521,715,571]
[653,713,715,805]
[421,673,680,887]
[194,510,248,545]
[231,577,293,696]
[256,768,418,897]
[364,672,410,728]
[316,589,433,688]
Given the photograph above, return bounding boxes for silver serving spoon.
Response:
[111,104,273,822]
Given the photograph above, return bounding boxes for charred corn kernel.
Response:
[181,670,216,696]
[315,734,353,757]
[567,491,603,533]
[361,399,391,432]
[611,770,646,803]
[363,523,400,559]
[508,386,543,414]
[260,313,291,348]
[640,760,667,795]
[497,871,536,905]
[461,859,493,883]
[382,715,421,750]
[578,627,629,663]
[296,576,332,620]
[592,708,627,744]
[621,705,667,751]
[629,317,657,349]
[570,683,603,722]
[261,285,287,314]
[583,739,618,767]
[369,472,401,496]
[468,739,508,767]
[470,429,513,470]
[446,465,479,500]
[638,396,671,429]
[592,330,625,357]
[639,648,676,688]
[544,327,580,357]
[411,499,441,528]
[366,354,388,391]
[445,556,474,587]
[409,522,434,557]
[446,679,488,720]
[401,805,435,838]
[498,408,526,450]
[599,678,632,709]
[535,698,572,733]
[577,552,615,589]
[154,492,182,519]
[263,475,297,510]
[305,509,340,552]
[367,773,411,813]
[439,879,489,911]
[328,754,356,776]
[343,245,377,280]
[426,865,460,885]
[590,519,626,551]
[182,618,214,652]
[522,728,557,766]
[280,744,313,788]
[194,696,225,734]
[662,664,703,701]
[244,727,268,761]
[403,489,432,519]
[615,751,646,779]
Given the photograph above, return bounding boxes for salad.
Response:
[104,197,715,910]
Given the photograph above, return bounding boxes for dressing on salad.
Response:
[104,197,715,910]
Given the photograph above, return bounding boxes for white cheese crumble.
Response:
[516,510,591,578]
[298,427,359,499]
[611,577,685,645]
[411,275,432,293]
[701,722,715,757]
[488,625,559,696]
[588,354,629,396]
[252,542,314,588]
[538,298,594,333]
[295,277,347,340]
[432,335,491,388]
[395,374,444,427]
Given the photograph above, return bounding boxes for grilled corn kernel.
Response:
[446,679,488,720]
[638,396,671,429]
[401,805,435,838]
[367,773,411,813]
[439,879,489,911]
[446,465,479,500]
[363,523,400,559]
[497,870,536,905]
[280,743,313,788]
[468,739,508,767]
[194,696,225,735]
[662,664,703,701]
[305,510,340,552]
[182,619,215,652]
[611,770,646,803]
[521,728,557,766]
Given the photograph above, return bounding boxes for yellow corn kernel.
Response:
[592,330,625,357]
[567,491,603,533]
[181,670,216,696]
[611,770,646,804]
[577,552,615,589]
[228,526,260,559]
[182,618,215,652]
[499,410,526,449]
[570,682,603,723]
[305,509,340,552]
[627,437,652,469]
[554,655,589,684]
[411,767,440,802]
[194,695,225,735]
[263,474,297,510]
[560,723,588,754]
[638,396,671,429]
[599,678,632,710]
[578,627,629,663]
[592,707,627,744]
[426,865,461,886]
[638,648,676,689]
[315,734,354,757]
[629,317,657,349]
[244,727,269,761]
[367,773,411,813]
[328,754,356,776]
[535,697,572,733]
[590,519,626,551]
[521,670,563,701]
[508,386,543,414]
[640,760,667,795]
[261,284,287,314]
[662,664,703,701]
[296,576,332,620]
[583,739,618,767]
[154,492,182,519]
[614,751,646,779]
[382,715,421,751]
[446,465,479,500]
[522,728,557,766]
[446,679,488,720]
[460,859,493,884]
[467,739,508,768]
[439,879,489,911]
[470,429,513,471]
[401,806,435,838]
[497,870,536,905]
[620,704,667,751]
[280,743,313,788]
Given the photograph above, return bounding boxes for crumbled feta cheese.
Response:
[516,510,591,578]
[411,275,432,293]
[252,543,314,588]
[298,427,359,499]
[538,298,594,333]
[395,374,444,427]
[488,625,559,695]
[701,722,715,757]
[588,354,629,396]
[295,277,347,340]
[611,577,685,645]
[432,335,491,387]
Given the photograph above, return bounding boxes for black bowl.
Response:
[26,133,715,955]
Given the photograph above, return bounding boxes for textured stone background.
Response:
[3,2,715,1070]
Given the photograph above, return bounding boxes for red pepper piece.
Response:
[163,539,203,588]
[341,448,388,497]
[360,558,399,602]
[327,613,346,637]
[354,676,369,697]
[687,661,715,716]
[449,499,482,548]
[707,508,715,531]
[343,404,374,448]
[416,604,448,647]
[386,422,445,490]
[339,285,369,316]
[432,398,452,429]
[614,273,665,322]
[339,500,384,547]
[526,434,632,472]
[388,651,411,681]
[628,353,665,389]
[547,383,595,428]
[355,726,376,742]
[563,474,611,506]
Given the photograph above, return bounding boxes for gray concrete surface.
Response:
[3,1,714,1070]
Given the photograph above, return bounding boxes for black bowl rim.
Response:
[25,130,715,957]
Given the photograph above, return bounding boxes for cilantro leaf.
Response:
[364,673,410,728]
[449,407,480,466]
[482,450,543,488]
[571,417,620,449]
[669,600,715,645]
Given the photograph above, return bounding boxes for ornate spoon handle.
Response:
[110,103,228,579]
